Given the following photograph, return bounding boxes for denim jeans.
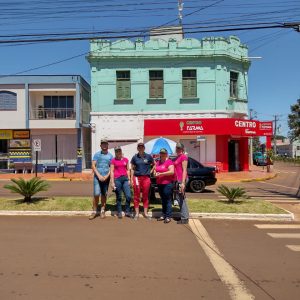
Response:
[174,181,189,220]
[115,176,131,214]
[157,183,173,218]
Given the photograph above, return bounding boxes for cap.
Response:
[159,148,168,154]
[114,146,122,151]
[137,142,145,147]
[176,142,184,149]
[100,139,108,144]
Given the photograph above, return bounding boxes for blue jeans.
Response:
[174,181,189,220]
[157,183,173,218]
[115,176,131,214]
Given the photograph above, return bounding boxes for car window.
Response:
[188,158,203,169]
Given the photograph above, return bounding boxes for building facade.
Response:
[0,75,91,172]
[87,36,272,171]
[274,138,300,158]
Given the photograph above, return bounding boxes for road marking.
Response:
[286,245,300,252]
[279,171,297,174]
[189,219,254,300]
[267,233,300,238]
[255,224,300,229]
[258,181,298,190]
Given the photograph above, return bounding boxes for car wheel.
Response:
[189,179,205,193]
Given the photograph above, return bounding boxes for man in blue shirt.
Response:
[90,139,113,220]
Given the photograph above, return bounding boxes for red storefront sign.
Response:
[144,118,273,137]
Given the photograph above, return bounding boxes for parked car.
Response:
[150,157,217,198]
[253,152,267,166]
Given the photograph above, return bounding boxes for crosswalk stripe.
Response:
[255,224,300,229]
[286,245,300,252]
[267,233,300,238]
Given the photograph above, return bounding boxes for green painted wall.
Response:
[88,36,250,114]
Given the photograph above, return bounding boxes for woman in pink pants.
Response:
[130,142,154,220]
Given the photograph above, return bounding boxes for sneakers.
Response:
[133,214,139,221]
[118,212,123,219]
[88,212,99,220]
[125,212,132,218]
[100,210,106,219]
[177,219,189,224]
[173,199,179,206]
[164,218,171,224]
[144,214,152,221]
[157,216,165,221]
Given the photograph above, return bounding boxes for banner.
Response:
[144,118,273,137]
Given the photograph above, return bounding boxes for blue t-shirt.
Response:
[131,153,154,176]
[93,151,113,176]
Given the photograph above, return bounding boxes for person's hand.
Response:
[98,175,105,182]
[155,172,161,177]
[180,183,185,193]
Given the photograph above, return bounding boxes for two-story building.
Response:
[0,75,91,172]
[87,33,272,172]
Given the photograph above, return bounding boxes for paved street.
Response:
[0,216,300,300]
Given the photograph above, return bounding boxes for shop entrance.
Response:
[228,140,239,171]
[0,139,8,169]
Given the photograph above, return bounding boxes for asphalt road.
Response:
[1,161,298,200]
[0,216,299,300]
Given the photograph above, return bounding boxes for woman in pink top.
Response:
[110,146,132,219]
[173,142,189,224]
[153,148,174,224]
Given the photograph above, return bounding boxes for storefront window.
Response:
[182,70,197,98]
[149,70,164,99]
[116,71,131,100]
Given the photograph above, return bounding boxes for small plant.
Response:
[217,185,248,203]
[4,177,50,203]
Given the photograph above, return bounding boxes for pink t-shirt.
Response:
[111,157,129,179]
[173,154,188,182]
[155,159,174,184]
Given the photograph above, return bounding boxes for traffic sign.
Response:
[32,139,41,152]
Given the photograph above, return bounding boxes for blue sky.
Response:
[0,0,299,135]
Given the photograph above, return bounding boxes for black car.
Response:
[150,157,217,195]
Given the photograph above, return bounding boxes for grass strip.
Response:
[0,196,287,214]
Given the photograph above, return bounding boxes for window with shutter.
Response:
[0,91,17,110]
[182,70,197,98]
[116,71,131,99]
[149,70,164,98]
[230,72,239,98]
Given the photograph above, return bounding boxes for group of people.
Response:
[90,139,189,224]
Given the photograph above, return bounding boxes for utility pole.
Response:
[178,0,184,26]
[249,109,257,165]
[273,114,279,156]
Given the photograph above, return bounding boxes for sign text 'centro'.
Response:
[234,120,257,128]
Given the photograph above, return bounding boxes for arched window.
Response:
[0,91,17,110]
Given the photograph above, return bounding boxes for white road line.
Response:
[286,245,300,252]
[267,233,300,238]
[279,171,297,174]
[255,224,300,229]
[257,181,298,190]
[189,219,254,300]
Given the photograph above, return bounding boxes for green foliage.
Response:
[4,177,50,202]
[217,185,248,203]
[288,99,300,141]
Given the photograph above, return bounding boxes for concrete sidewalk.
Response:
[0,165,276,183]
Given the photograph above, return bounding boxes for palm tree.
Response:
[217,185,248,203]
[4,177,50,202]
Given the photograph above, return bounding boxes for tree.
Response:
[252,136,261,152]
[4,177,50,202]
[288,99,300,141]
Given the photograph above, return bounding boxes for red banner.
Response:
[144,118,273,137]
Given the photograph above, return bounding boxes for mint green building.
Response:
[88,35,252,172]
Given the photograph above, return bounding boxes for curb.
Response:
[217,172,278,183]
[0,210,294,221]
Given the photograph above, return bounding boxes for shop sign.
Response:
[9,139,31,148]
[144,118,273,137]
[196,136,206,142]
[13,130,30,139]
[0,130,13,139]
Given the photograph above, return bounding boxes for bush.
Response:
[4,177,50,202]
[217,185,248,203]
